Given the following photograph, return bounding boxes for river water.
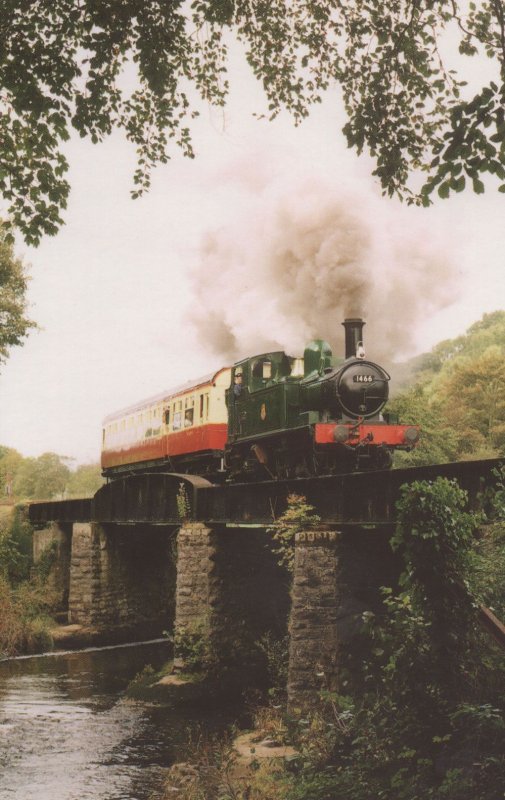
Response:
[0,640,229,800]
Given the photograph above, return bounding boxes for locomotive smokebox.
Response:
[342,318,365,359]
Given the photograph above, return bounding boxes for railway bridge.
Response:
[29,459,502,710]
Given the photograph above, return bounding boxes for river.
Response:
[0,639,230,800]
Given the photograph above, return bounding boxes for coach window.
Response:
[173,411,182,431]
[164,408,170,426]
[184,408,194,427]
[199,394,204,419]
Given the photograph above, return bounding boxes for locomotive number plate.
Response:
[353,374,374,383]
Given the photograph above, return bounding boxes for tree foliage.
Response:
[391,311,505,465]
[0,445,23,496]
[13,452,71,500]
[437,347,505,456]
[1,447,103,500]
[0,222,35,363]
[393,478,478,688]
[66,463,104,497]
[2,2,505,243]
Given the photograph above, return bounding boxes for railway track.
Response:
[28,456,503,527]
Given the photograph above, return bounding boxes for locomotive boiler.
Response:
[101,318,419,480]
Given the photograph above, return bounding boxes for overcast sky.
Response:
[1,43,504,464]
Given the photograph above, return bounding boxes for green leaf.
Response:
[472,177,485,194]
[451,175,465,192]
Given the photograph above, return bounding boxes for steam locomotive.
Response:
[101,319,419,481]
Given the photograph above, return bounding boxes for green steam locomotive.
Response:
[224,318,419,478]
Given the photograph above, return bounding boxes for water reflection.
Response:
[0,641,224,800]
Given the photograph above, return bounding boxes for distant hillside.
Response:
[388,311,505,466]
[393,310,505,392]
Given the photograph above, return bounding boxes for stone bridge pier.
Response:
[33,519,291,664]
[173,522,290,674]
[287,525,398,713]
[33,521,177,633]
[33,514,397,710]
[172,521,398,706]
[32,522,72,613]
[67,523,177,631]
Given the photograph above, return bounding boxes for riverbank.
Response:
[159,703,299,800]
[50,621,170,651]
[1,608,171,659]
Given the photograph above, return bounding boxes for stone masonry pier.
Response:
[33,513,397,709]
[173,522,290,674]
[33,519,290,678]
[287,525,398,712]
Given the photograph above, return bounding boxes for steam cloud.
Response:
[190,172,456,365]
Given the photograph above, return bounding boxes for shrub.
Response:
[173,622,209,673]
[0,575,57,655]
[0,505,32,583]
[0,575,24,655]
[268,494,321,573]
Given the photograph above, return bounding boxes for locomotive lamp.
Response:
[403,426,420,445]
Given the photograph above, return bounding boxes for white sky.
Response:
[0,43,504,464]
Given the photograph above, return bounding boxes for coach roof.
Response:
[102,367,230,425]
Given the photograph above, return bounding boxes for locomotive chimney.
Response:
[342,318,365,359]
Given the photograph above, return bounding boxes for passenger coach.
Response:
[101,368,231,477]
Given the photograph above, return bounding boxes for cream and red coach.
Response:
[101,368,231,477]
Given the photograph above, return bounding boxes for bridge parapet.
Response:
[28,458,502,528]
[92,473,212,525]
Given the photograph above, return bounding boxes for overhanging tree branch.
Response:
[1,2,505,244]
